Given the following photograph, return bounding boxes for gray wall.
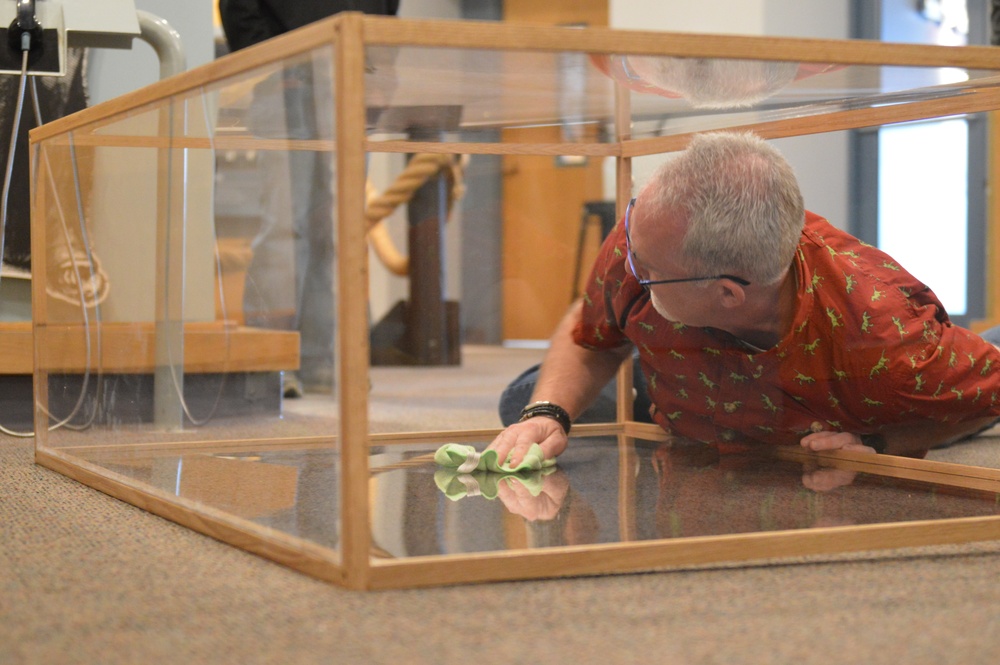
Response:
[88,0,214,104]
[84,1,216,322]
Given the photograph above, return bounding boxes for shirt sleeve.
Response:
[572,222,636,352]
[867,286,1000,425]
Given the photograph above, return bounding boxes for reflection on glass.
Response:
[592,55,805,109]
[365,438,1000,557]
[363,44,997,145]
[65,433,1000,561]
[87,445,341,549]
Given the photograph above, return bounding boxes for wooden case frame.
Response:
[28,14,1000,589]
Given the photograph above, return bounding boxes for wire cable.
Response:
[0,52,100,436]
[3,73,235,435]
[0,49,36,437]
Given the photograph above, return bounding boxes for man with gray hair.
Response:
[491,131,1000,465]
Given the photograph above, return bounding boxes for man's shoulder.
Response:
[799,212,917,282]
[801,212,858,247]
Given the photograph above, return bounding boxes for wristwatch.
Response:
[518,401,571,434]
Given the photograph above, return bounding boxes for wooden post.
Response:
[335,12,373,589]
[614,82,637,542]
[29,140,50,444]
[614,79,633,426]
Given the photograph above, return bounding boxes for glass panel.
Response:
[364,43,1000,145]
[73,443,341,549]
[366,114,609,433]
[369,436,1000,557]
[28,18,1000,588]
[33,46,341,560]
[57,421,1000,558]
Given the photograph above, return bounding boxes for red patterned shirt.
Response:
[574,211,1000,447]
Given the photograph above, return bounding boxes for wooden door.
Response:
[501,0,608,340]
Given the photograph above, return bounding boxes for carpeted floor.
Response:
[4,345,1000,664]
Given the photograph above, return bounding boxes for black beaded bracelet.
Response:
[518,401,572,434]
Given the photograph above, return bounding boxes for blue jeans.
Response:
[242,64,335,388]
[498,352,654,427]
[980,324,1000,347]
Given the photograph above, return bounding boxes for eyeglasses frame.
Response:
[622,197,751,288]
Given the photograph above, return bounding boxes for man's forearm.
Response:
[528,300,632,421]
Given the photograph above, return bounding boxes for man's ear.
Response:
[717,278,746,309]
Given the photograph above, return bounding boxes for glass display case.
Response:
[29,13,1000,589]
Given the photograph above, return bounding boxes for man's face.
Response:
[647,277,717,328]
[649,287,681,322]
[627,199,714,327]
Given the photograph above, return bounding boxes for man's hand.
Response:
[487,417,568,468]
[799,430,877,454]
[799,431,870,492]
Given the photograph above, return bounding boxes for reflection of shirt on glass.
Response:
[575,212,1000,448]
[650,444,1000,537]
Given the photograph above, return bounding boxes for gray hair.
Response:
[640,132,805,285]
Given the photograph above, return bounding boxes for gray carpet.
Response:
[4,345,1000,664]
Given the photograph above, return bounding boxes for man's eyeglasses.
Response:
[623,198,751,289]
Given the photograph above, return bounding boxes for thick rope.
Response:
[365,153,467,276]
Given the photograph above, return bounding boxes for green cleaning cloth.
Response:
[433,466,556,501]
[432,443,559,502]
[433,442,555,474]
